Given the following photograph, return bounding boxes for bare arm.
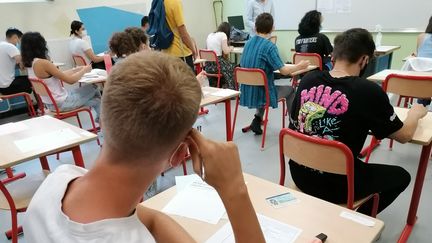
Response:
[137,205,196,243]
[34,59,91,85]
[279,60,310,76]
[222,39,234,55]
[84,49,104,63]
[13,55,24,70]
[188,130,265,243]
[178,25,197,58]
[389,104,428,143]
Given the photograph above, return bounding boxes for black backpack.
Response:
[148,0,174,49]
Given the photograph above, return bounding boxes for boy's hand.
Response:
[408,103,428,119]
[187,129,245,197]
[297,60,310,70]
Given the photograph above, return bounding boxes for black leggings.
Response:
[289,159,411,215]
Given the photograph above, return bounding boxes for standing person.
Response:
[205,22,235,89]
[246,0,275,35]
[69,20,106,69]
[295,10,333,70]
[0,28,32,95]
[23,52,266,243]
[164,0,197,70]
[289,28,427,215]
[240,13,309,135]
[21,32,101,122]
[141,16,150,33]
[415,16,432,106]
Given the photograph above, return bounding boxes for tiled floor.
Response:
[0,100,431,243]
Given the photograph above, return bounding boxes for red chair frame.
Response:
[292,52,323,88]
[364,74,432,162]
[0,92,36,117]
[29,78,100,147]
[199,49,223,88]
[279,128,379,216]
[72,55,87,66]
[232,67,286,149]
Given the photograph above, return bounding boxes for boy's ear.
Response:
[170,143,188,167]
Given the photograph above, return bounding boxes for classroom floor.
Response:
[0,96,431,243]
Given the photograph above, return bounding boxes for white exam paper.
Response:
[0,122,29,136]
[211,89,238,97]
[206,214,302,243]
[163,179,225,224]
[14,128,81,153]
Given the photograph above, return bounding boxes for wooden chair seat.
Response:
[0,170,49,210]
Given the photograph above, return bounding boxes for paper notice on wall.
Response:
[317,0,335,13]
[335,0,351,13]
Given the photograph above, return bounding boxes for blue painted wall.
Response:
[77,6,143,53]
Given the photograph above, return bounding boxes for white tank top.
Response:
[27,58,68,105]
[24,164,157,243]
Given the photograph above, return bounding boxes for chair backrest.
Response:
[234,67,270,106]
[279,128,355,207]
[383,73,432,98]
[103,54,113,74]
[293,52,323,71]
[199,49,218,62]
[72,55,87,66]
[29,78,61,114]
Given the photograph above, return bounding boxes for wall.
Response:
[224,0,418,69]
[0,0,216,52]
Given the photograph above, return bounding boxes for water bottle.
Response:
[375,24,382,47]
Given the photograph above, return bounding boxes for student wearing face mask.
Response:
[289,28,427,215]
[69,20,106,69]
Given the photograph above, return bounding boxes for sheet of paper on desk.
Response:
[205,214,302,243]
[175,174,203,192]
[211,89,238,97]
[0,122,29,136]
[163,179,225,224]
[14,128,81,153]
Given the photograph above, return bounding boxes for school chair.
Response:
[0,170,49,243]
[364,73,432,162]
[29,78,100,150]
[199,49,223,88]
[103,54,113,74]
[0,92,36,117]
[72,55,87,67]
[232,67,287,150]
[279,128,379,217]
[292,52,322,88]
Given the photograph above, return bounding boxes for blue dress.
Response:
[239,36,284,109]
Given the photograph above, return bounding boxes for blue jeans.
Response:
[47,84,101,121]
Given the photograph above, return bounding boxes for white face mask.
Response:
[81,30,88,37]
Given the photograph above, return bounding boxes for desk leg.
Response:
[398,143,432,243]
[71,146,85,168]
[224,99,233,141]
[39,156,50,171]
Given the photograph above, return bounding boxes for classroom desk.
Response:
[393,107,432,243]
[142,173,384,243]
[0,115,97,170]
[367,69,432,83]
[201,87,240,141]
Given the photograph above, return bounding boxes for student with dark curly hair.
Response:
[124,27,149,51]
[109,32,139,63]
[22,32,101,121]
[295,10,333,70]
[205,22,235,89]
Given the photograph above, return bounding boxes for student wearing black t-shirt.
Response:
[295,10,333,70]
[289,28,428,215]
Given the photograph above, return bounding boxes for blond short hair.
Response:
[102,52,201,162]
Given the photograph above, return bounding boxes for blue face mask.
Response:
[16,42,21,50]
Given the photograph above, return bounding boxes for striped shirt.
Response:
[239,35,284,108]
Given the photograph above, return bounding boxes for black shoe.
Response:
[250,115,263,135]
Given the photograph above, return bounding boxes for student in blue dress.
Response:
[416,16,432,106]
[240,13,309,134]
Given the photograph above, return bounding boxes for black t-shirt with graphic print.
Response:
[289,70,403,162]
[294,33,333,69]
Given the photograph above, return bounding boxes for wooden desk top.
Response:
[194,58,207,65]
[394,107,432,145]
[142,173,384,243]
[0,116,97,169]
[231,47,243,54]
[274,64,318,76]
[367,69,432,83]
[201,87,240,107]
[374,45,401,56]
